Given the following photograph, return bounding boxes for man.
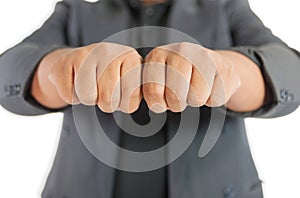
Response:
[0,0,299,197]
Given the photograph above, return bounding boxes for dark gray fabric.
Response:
[114,2,170,198]
[0,1,69,115]
[229,44,300,118]
[0,0,299,197]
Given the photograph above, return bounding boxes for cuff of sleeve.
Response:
[0,43,67,116]
[225,43,300,118]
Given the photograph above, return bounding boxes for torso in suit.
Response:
[0,0,300,197]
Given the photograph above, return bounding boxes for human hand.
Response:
[48,42,143,113]
[142,42,241,113]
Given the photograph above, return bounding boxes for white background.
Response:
[0,0,299,197]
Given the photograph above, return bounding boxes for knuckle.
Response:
[206,97,225,107]
[167,54,182,65]
[150,48,160,56]
[189,88,209,107]
[146,48,164,61]
[99,42,109,47]
[198,46,208,55]
[149,103,167,113]
[73,47,84,55]
[177,42,189,49]
[168,102,186,113]
[97,42,110,50]
[97,104,114,113]
[169,107,184,113]
[98,91,114,106]
[129,89,141,100]
[196,95,208,105]
[128,106,139,114]
[188,95,207,107]
[119,108,130,114]
[120,101,140,114]
[128,49,140,57]
[197,48,211,61]
[121,88,140,104]
[165,90,180,103]
[73,48,89,59]
[144,85,163,100]
[100,65,120,82]
[179,42,190,47]
[102,66,114,76]
[78,93,97,105]
[174,42,191,54]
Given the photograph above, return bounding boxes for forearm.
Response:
[31,48,72,109]
[216,50,266,113]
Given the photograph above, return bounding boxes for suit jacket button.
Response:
[145,7,154,16]
[223,185,236,198]
[4,84,21,97]
[287,94,294,102]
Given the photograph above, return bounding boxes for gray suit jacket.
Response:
[1,0,300,197]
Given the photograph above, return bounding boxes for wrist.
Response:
[31,48,73,109]
[215,50,266,112]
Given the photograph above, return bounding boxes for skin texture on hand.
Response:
[32,42,143,113]
[31,42,265,114]
[143,42,242,113]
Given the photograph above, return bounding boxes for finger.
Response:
[119,56,142,113]
[97,59,121,113]
[165,54,192,112]
[74,54,98,105]
[206,66,240,107]
[187,64,215,107]
[143,53,167,113]
[206,72,227,107]
[158,43,215,109]
[50,57,80,105]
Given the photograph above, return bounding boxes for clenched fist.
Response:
[32,42,265,114]
[143,42,241,113]
[33,42,143,113]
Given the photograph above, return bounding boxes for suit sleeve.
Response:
[225,0,300,118]
[0,1,70,116]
